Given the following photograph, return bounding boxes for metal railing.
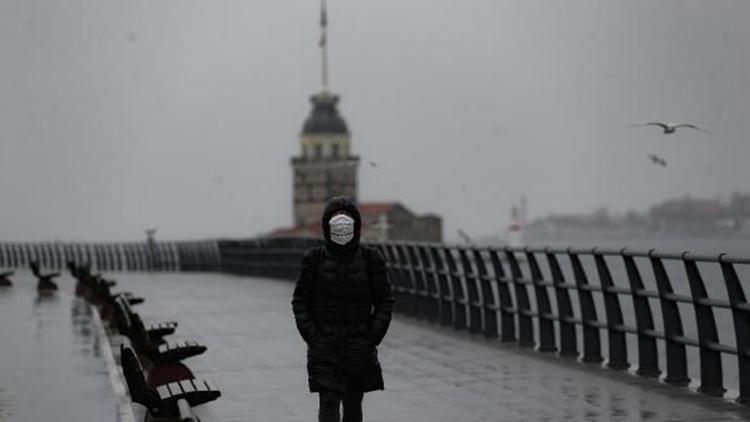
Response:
[371,242,750,404]
[205,238,750,403]
[4,236,749,403]
[0,240,221,272]
[217,237,320,278]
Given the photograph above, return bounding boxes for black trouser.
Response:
[319,390,364,422]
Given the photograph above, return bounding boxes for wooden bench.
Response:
[130,312,206,364]
[148,321,179,338]
[114,296,178,340]
[121,345,220,420]
[91,275,145,306]
[30,261,59,292]
[0,271,12,286]
[155,378,221,407]
[114,296,204,364]
[67,262,143,305]
[155,341,207,364]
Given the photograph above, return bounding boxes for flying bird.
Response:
[630,122,713,136]
[647,154,667,167]
[367,159,378,168]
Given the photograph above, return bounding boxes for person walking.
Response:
[292,196,394,422]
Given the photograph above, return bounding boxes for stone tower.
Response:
[290,0,359,228]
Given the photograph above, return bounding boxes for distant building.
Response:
[358,202,442,242]
[269,1,442,242]
[270,201,442,243]
[649,196,725,229]
[526,193,750,237]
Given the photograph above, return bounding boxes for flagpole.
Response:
[320,0,329,92]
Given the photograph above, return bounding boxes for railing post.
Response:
[396,243,418,317]
[28,244,37,267]
[417,245,440,324]
[126,244,135,271]
[406,244,429,320]
[684,257,724,395]
[429,246,453,327]
[11,243,18,268]
[94,244,102,271]
[52,243,61,270]
[568,249,603,363]
[526,250,556,352]
[13,243,20,267]
[52,244,61,270]
[718,256,750,404]
[546,251,577,356]
[13,243,19,268]
[125,244,135,271]
[505,249,534,347]
[473,248,499,339]
[459,247,483,334]
[488,249,515,342]
[113,243,123,272]
[103,244,112,271]
[592,250,629,369]
[444,246,467,330]
[623,252,660,377]
[19,243,28,266]
[6,243,12,268]
[42,244,51,269]
[52,243,60,270]
[36,244,45,269]
[382,244,405,315]
[650,252,690,386]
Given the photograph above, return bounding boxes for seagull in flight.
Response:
[630,122,713,136]
[647,154,667,167]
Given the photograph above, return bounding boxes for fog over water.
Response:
[1,1,749,242]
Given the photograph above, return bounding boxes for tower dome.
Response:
[301,91,349,135]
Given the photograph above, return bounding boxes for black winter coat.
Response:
[292,245,394,394]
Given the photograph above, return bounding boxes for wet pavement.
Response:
[112,272,750,422]
[0,271,117,422]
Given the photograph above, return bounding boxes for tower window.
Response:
[314,144,322,159]
[331,144,339,158]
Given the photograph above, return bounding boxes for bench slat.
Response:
[180,380,195,393]
[157,385,170,400]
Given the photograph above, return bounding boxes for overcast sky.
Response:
[1,1,748,242]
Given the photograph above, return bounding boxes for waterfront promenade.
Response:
[3,269,750,421]
[117,271,750,421]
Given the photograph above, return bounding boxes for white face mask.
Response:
[329,214,355,245]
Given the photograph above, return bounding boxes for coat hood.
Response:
[321,196,361,255]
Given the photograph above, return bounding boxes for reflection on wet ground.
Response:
[0,271,116,422]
